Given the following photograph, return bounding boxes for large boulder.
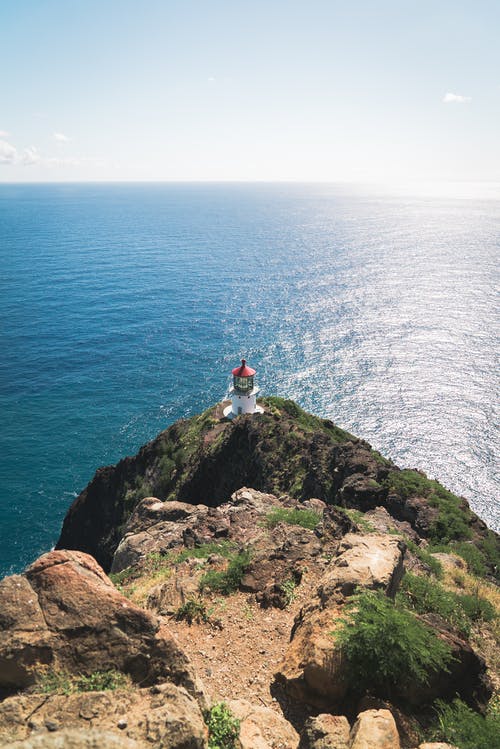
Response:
[298,714,350,748]
[276,534,406,707]
[227,699,299,749]
[0,550,201,699]
[0,682,207,748]
[349,709,400,749]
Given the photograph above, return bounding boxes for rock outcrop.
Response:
[0,682,206,748]
[0,550,201,700]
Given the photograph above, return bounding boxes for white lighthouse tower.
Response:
[223,359,264,418]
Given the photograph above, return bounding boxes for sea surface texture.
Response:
[0,183,498,576]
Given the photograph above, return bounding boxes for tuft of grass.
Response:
[264,507,321,531]
[335,590,454,697]
[199,549,251,595]
[427,698,500,749]
[336,507,376,533]
[174,598,209,625]
[35,669,131,695]
[172,540,237,564]
[280,577,297,607]
[205,702,240,749]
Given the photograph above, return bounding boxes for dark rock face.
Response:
[0,551,200,698]
[56,401,392,571]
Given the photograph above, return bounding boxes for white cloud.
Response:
[0,130,10,138]
[53,131,70,142]
[0,140,17,163]
[443,92,472,104]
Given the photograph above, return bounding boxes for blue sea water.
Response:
[0,182,498,577]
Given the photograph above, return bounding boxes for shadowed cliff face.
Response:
[56,398,499,577]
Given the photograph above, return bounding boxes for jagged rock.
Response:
[227,699,299,749]
[0,550,202,699]
[2,729,142,748]
[349,709,400,749]
[0,682,207,748]
[298,713,350,748]
[276,534,406,707]
[317,533,406,602]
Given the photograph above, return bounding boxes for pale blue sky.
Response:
[1,0,499,182]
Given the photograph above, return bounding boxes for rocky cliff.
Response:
[1,398,499,749]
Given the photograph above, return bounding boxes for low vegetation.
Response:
[264,506,321,530]
[35,669,130,695]
[335,590,454,697]
[397,572,495,637]
[199,549,251,595]
[205,702,240,749]
[426,698,500,749]
[337,507,376,533]
[174,598,210,625]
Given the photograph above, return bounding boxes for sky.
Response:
[1,0,499,183]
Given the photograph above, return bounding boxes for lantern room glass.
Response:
[234,375,253,393]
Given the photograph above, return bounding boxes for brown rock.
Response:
[418,744,459,749]
[298,713,350,748]
[0,550,201,698]
[2,729,142,748]
[318,534,405,602]
[349,709,400,749]
[0,682,207,748]
[227,699,299,749]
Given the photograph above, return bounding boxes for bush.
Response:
[199,549,251,595]
[459,592,496,623]
[428,698,500,749]
[205,702,240,749]
[397,573,471,636]
[265,507,321,530]
[335,590,454,697]
[174,598,209,624]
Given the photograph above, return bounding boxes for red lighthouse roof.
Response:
[232,359,256,377]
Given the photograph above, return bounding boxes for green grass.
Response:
[336,507,376,533]
[174,598,210,625]
[427,698,500,749]
[264,506,322,530]
[280,577,297,607]
[405,539,443,578]
[205,702,240,749]
[335,590,454,697]
[172,540,237,564]
[35,669,130,695]
[397,572,496,637]
[261,396,355,442]
[199,549,252,595]
[383,469,472,545]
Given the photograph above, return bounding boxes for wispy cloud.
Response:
[443,92,472,104]
[0,130,10,138]
[0,139,93,168]
[53,131,70,142]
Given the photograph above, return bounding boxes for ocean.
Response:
[0,182,498,577]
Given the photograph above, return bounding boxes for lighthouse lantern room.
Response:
[223,359,264,418]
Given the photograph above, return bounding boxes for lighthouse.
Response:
[223,359,264,418]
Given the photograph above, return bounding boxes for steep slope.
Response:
[56,398,499,578]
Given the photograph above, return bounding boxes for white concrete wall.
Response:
[231,391,257,415]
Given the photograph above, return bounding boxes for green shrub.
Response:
[36,669,130,695]
[265,507,321,531]
[459,592,496,623]
[428,698,500,749]
[405,539,443,577]
[397,573,471,636]
[280,577,297,607]
[335,590,453,697]
[205,702,240,749]
[174,598,209,624]
[199,549,251,595]
[383,470,472,544]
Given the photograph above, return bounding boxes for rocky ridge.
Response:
[1,399,499,748]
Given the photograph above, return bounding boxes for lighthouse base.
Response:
[223,403,264,419]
